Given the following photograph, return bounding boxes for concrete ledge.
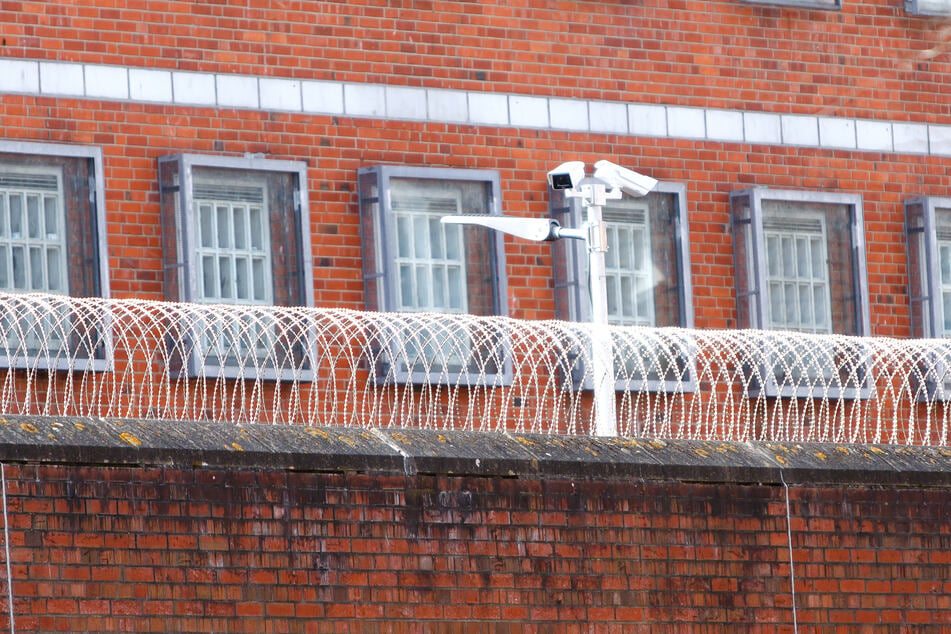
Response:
[0,416,950,487]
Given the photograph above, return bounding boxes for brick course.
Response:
[0,419,944,630]
[0,462,950,631]
[1,94,948,333]
[1,2,950,625]
[2,1,949,120]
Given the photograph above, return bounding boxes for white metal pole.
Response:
[583,184,618,437]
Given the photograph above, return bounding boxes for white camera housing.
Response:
[592,159,658,197]
[547,161,586,190]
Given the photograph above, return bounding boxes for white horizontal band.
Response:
[1,58,949,158]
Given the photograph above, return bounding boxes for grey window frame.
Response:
[358,164,512,386]
[731,187,871,399]
[904,196,951,340]
[904,0,951,15]
[742,0,842,11]
[159,153,315,382]
[904,196,951,400]
[550,181,697,393]
[761,208,834,333]
[740,0,841,8]
[0,140,111,373]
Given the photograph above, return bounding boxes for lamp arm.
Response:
[440,215,562,242]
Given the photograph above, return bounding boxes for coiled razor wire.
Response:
[0,292,949,445]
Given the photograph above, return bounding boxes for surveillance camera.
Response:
[547,161,586,191]
[592,160,658,197]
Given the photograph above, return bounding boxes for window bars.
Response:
[1,292,950,445]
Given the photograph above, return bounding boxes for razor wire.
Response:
[0,292,949,445]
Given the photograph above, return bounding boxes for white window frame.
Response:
[603,201,656,327]
[762,209,834,334]
[159,153,315,381]
[358,165,511,386]
[392,182,474,375]
[904,0,951,15]
[0,140,111,373]
[731,187,870,399]
[392,182,468,314]
[193,174,274,306]
[0,163,69,295]
[550,182,696,394]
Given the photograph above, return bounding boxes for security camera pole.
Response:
[566,175,620,437]
[442,161,657,438]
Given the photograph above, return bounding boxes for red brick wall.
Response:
[2,96,948,334]
[1,1,949,336]
[1,463,949,631]
[1,0,948,119]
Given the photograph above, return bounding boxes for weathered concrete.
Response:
[0,415,949,486]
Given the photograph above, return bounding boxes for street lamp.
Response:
[441,160,658,437]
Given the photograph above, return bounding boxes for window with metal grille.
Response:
[603,205,655,327]
[358,165,510,385]
[763,214,832,334]
[0,169,68,358]
[938,229,951,336]
[0,170,68,294]
[906,197,951,340]
[393,189,467,314]
[0,143,110,372]
[159,154,314,381]
[732,188,870,399]
[550,184,695,393]
[194,181,272,306]
[905,197,951,400]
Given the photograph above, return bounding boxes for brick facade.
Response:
[0,421,949,632]
[0,1,949,335]
[2,3,951,628]
[1,1,947,118]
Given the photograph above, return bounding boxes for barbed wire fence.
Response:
[0,293,949,445]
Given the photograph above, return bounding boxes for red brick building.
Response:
[1,0,949,342]
[2,2,951,631]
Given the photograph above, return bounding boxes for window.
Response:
[732,188,870,398]
[906,197,951,339]
[762,212,833,335]
[358,165,509,385]
[550,183,695,392]
[0,141,109,371]
[740,0,840,8]
[905,0,951,15]
[159,154,314,380]
[905,197,951,399]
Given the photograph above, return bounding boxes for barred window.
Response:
[0,169,68,294]
[0,142,109,372]
[194,180,272,306]
[358,165,510,385]
[763,212,832,334]
[732,188,870,398]
[905,197,951,401]
[159,154,314,381]
[906,197,951,339]
[393,186,467,314]
[550,183,695,393]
